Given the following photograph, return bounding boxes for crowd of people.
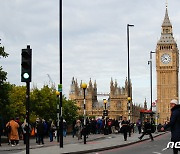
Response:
[0,113,173,148]
[0,115,156,147]
[0,117,61,146]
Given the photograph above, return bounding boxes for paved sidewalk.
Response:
[0,132,166,154]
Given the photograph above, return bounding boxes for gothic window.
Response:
[117,101,121,109]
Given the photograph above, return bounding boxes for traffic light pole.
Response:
[26,82,30,154]
[21,45,32,154]
[59,0,63,148]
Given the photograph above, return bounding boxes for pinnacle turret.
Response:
[158,6,175,45]
[162,7,172,27]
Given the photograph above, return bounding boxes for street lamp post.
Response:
[127,24,134,121]
[148,51,155,111]
[81,83,87,144]
[103,99,108,135]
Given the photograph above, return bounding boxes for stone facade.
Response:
[69,77,143,122]
[156,7,179,124]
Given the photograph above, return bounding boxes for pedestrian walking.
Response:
[21,119,31,144]
[6,117,19,146]
[136,119,142,134]
[75,120,82,140]
[138,118,154,141]
[72,120,76,138]
[49,120,56,142]
[34,118,39,143]
[36,118,45,145]
[161,99,180,154]
[63,119,67,137]
[121,117,129,141]
[15,117,22,140]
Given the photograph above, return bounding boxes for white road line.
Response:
[152,152,162,154]
[162,147,168,151]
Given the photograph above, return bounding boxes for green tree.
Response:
[62,96,79,125]
[30,85,57,121]
[0,45,11,122]
[7,85,26,121]
[0,82,13,122]
[0,46,8,84]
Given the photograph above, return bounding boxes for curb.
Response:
[0,135,106,152]
[64,132,167,154]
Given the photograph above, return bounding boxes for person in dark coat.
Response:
[63,119,67,137]
[36,118,45,144]
[138,119,154,141]
[136,119,142,134]
[72,120,76,138]
[21,119,31,144]
[121,117,129,141]
[161,99,180,154]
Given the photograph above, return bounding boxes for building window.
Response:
[117,101,121,109]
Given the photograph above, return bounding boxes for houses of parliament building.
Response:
[69,77,145,122]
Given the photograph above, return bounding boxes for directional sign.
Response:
[58,84,62,92]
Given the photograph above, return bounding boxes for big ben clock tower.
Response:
[156,6,179,124]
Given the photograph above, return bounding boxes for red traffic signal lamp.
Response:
[21,45,32,82]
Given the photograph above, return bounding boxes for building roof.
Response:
[158,7,176,45]
[162,7,172,27]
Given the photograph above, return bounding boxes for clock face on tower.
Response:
[161,53,171,64]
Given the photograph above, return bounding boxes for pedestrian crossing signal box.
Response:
[103,110,108,116]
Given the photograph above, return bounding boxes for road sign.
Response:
[58,84,62,92]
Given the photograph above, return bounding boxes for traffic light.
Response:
[21,45,32,82]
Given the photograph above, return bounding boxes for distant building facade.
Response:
[156,7,179,124]
[69,77,143,122]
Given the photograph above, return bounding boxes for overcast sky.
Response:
[1,0,180,108]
